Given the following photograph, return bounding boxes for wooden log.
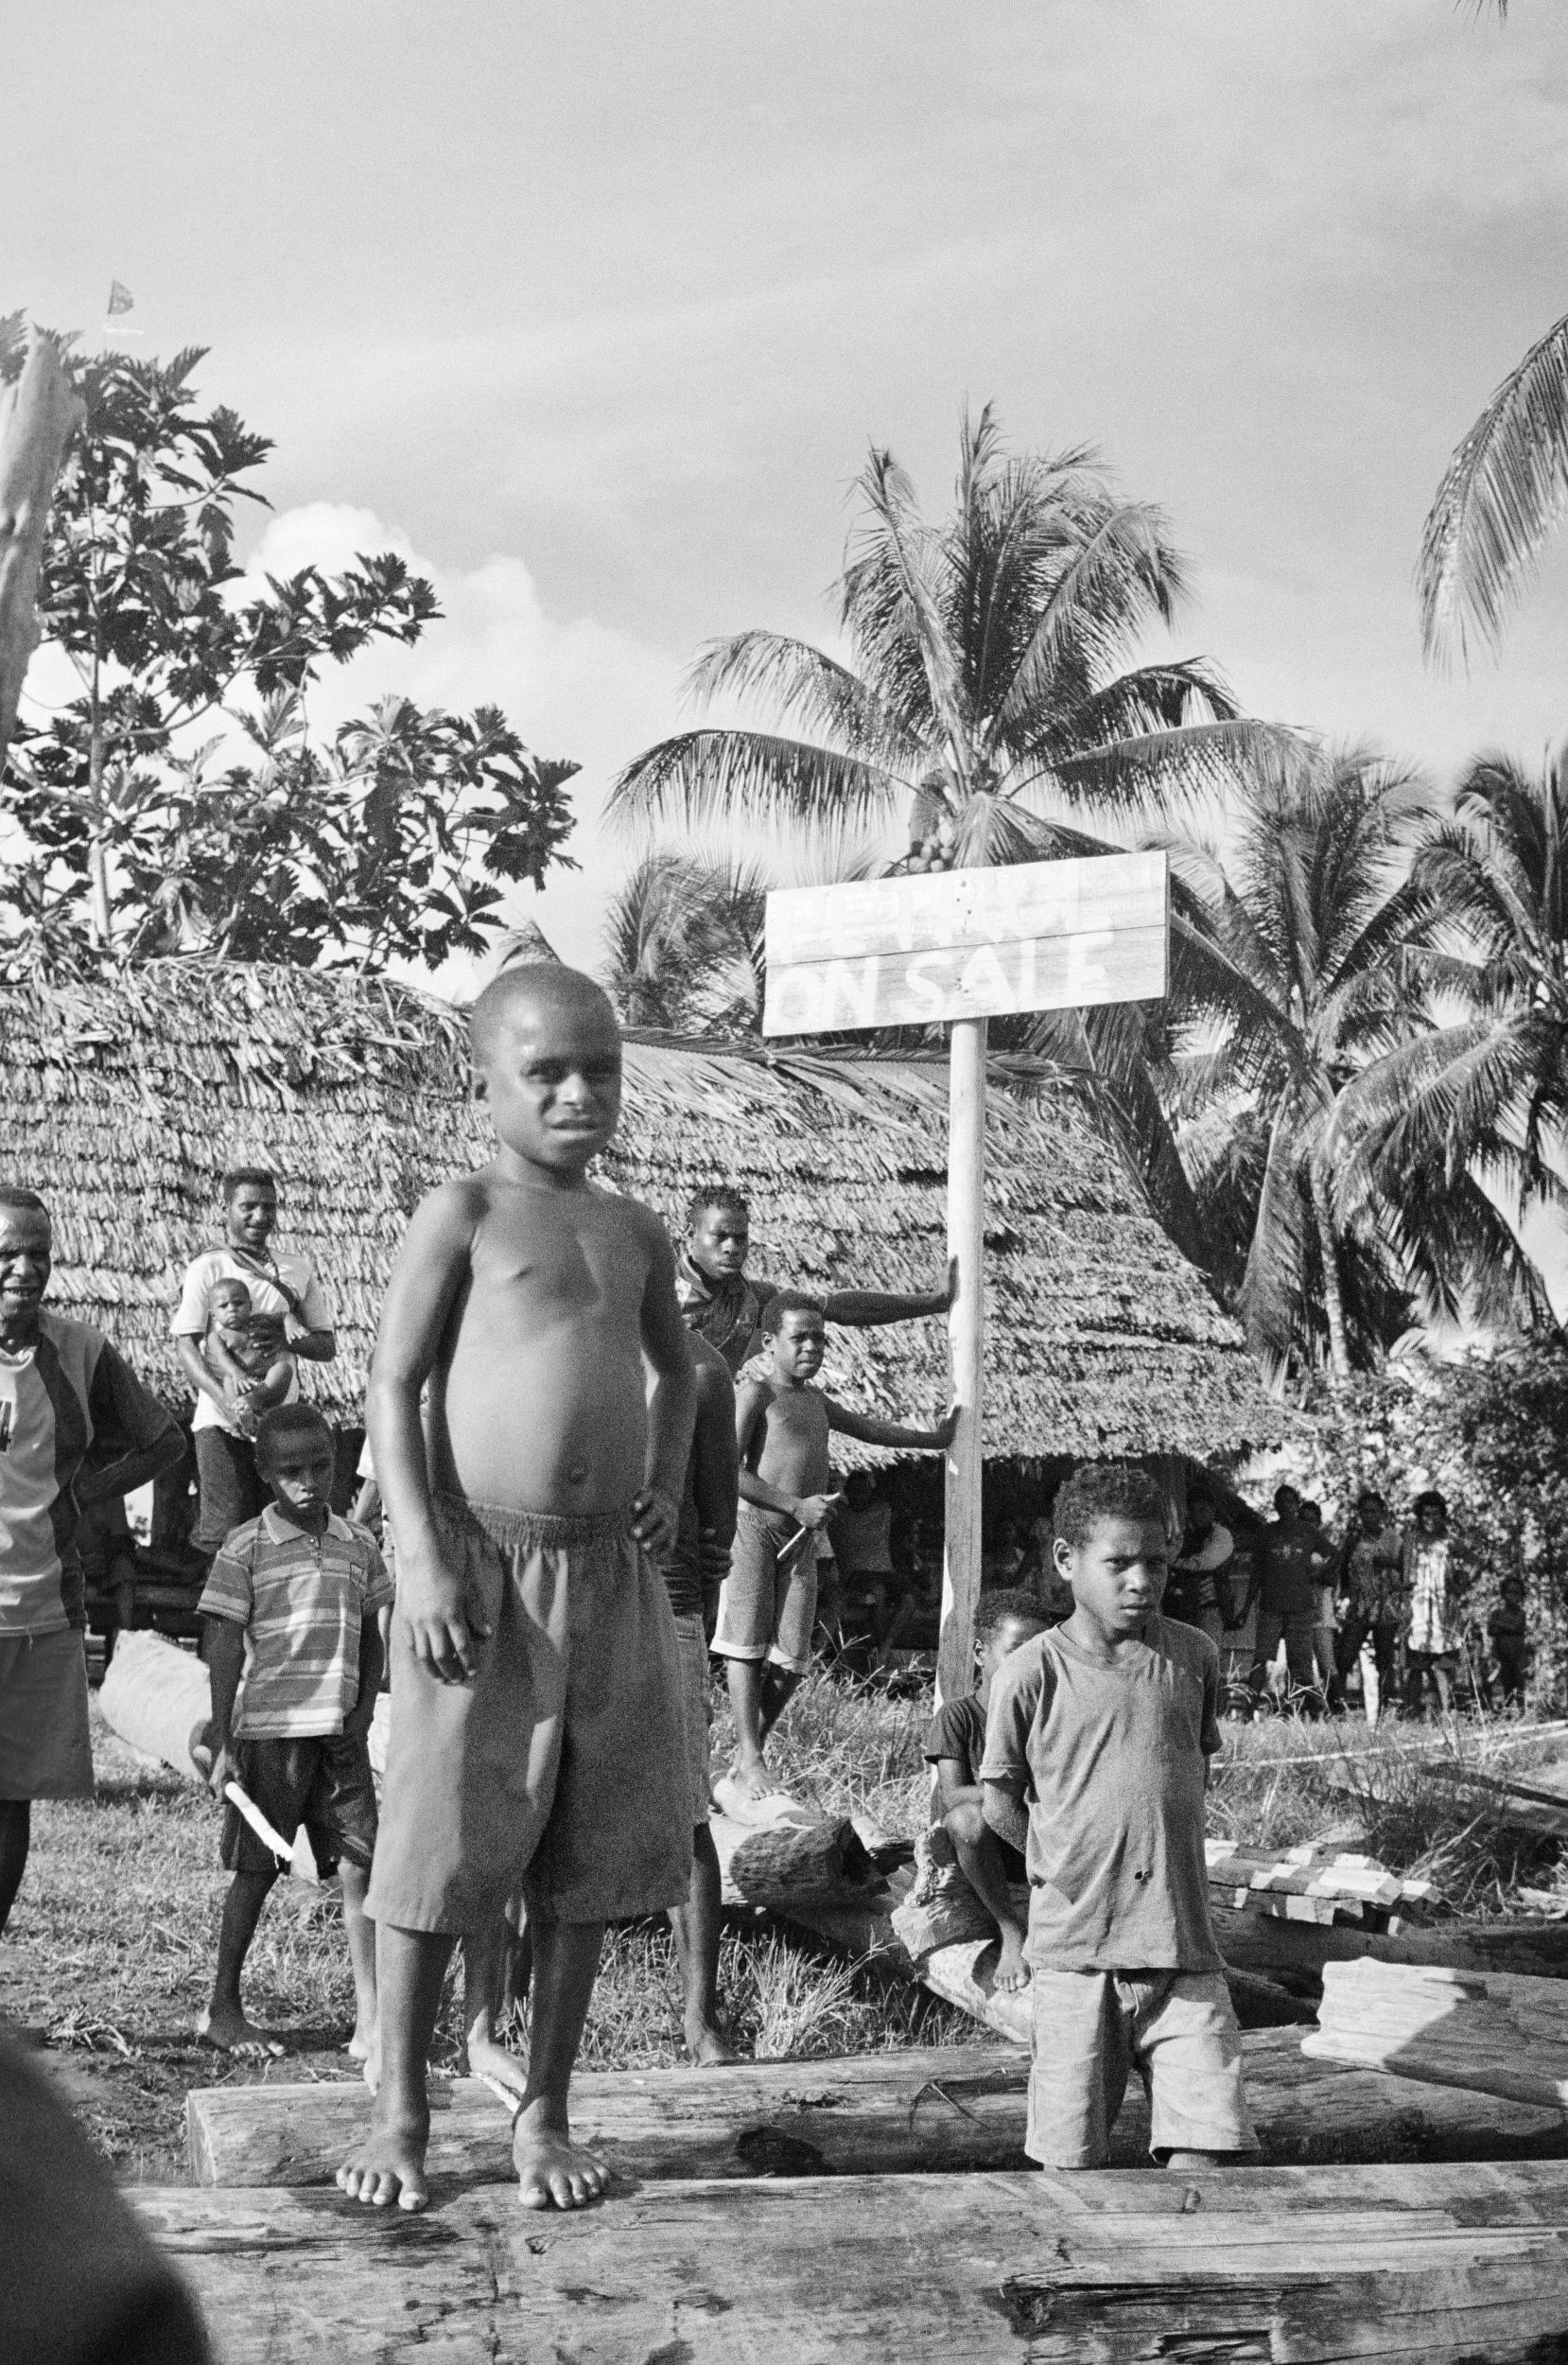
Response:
[725,1816,877,1904]
[1305,1957,1568,2113]
[1214,1902,1568,1992]
[183,2025,1568,2191]
[132,2160,1568,2365]
[98,1630,210,1779]
[0,332,79,770]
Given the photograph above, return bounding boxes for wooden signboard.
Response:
[761,850,1168,1038]
[762,850,1172,1708]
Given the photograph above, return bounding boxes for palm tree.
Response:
[1162,745,1456,1384]
[610,408,1298,1260]
[1334,747,1568,1315]
[1419,310,1568,664]
[601,850,766,1034]
[612,406,1287,872]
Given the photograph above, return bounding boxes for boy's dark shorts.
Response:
[220,1731,377,1877]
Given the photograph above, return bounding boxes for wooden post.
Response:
[936,1014,986,1708]
[0,333,79,773]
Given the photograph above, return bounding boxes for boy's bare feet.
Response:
[337,2099,431,2212]
[684,2017,740,2067]
[465,2028,529,2101]
[196,2003,285,2058]
[513,2096,611,2210]
[723,1756,776,1806]
[993,1926,1031,1995]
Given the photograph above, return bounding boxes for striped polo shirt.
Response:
[0,1311,177,1637]
[199,1507,393,1739]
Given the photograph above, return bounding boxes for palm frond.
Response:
[1419,307,1568,665]
[684,632,913,767]
[607,729,908,837]
[1040,717,1307,827]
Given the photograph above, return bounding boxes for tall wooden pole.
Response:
[0,334,79,774]
[936,1014,986,1708]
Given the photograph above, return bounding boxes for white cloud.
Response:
[242,502,685,990]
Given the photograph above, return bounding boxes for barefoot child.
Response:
[713,1291,955,1803]
[982,1463,1254,2173]
[199,1404,390,2059]
[924,1588,1049,1995]
[202,1279,297,1438]
[338,964,696,2215]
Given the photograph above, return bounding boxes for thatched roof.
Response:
[1,960,1280,1460]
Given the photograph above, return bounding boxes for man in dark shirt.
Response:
[675,1184,953,1375]
[924,1588,1048,1993]
[1246,1485,1327,1711]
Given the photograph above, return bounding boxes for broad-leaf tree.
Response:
[0,339,577,975]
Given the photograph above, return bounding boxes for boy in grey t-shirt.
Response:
[982,1463,1254,2172]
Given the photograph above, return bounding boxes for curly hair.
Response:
[1052,1463,1168,1550]
[761,1288,824,1334]
[686,1184,750,1230]
[975,1587,1049,1642]
[253,1403,335,1466]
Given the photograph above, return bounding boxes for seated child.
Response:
[198,1403,391,2059]
[924,1588,1049,1992]
[339,963,696,2215]
[202,1278,297,1440]
[982,1462,1255,2173]
[713,1290,955,1803]
[1489,1575,1528,1708]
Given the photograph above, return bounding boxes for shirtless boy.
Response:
[337,965,696,2215]
[713,1291,955,1798]
[202,1281,296,1438]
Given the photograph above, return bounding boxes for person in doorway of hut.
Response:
[1333,1490,1405,1727]
[1246,1485,1328,1713]
[676,1183,955,1377]
[0,1187,183,1937]
[339,964,696,2216]
[198,1403,391,2058]
[982,1463,1256,2173]
[1165,1483,1235,1650]
[925,1587,1049,1993]
[1488,1576,1529,1709]
[173,1166,338,1560]
[1403,1491,1456,1720]
[200,1277,298,1432]
[713,1292,956,1809]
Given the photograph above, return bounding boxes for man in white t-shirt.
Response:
[171,1167,337,1554]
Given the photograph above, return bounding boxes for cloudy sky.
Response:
[9,0,1568,985]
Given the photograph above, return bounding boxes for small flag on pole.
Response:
[106,280,133,316]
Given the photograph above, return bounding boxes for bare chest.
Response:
[465,1199,649,1336]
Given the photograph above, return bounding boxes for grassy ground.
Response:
[3,1674,1562,2183]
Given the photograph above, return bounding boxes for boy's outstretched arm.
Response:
[368,1183,485,1683]
[636,1214,697,1555]
[826,1398,959,1453]
[821,1255,957,1329]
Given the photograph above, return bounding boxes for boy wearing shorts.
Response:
[199,1403,391,2059]
[983,1463,1254,2172]
[338,964,696,2215]
[714,1291,954,1803]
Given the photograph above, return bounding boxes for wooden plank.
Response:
[761,853,1169,1035]
[937,1014,985,1710]
[1306,1958,1568,2113]
[184,2026,1568,2191]
[132,2162,1568,2365]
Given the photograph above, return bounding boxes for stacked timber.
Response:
[1206,1837,1437,1934]
[1304,1957,1568,2113]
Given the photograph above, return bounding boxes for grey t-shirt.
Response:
[980,1616,1224,1974]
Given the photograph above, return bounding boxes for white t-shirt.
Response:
[171,1248,329,1433]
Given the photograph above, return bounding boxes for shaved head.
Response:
[469,964,618,1067]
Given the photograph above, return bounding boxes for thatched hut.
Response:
[1,961,1276,1464]
[0,960,1286,1476]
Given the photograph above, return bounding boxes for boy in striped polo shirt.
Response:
[199,1404,392,2058]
